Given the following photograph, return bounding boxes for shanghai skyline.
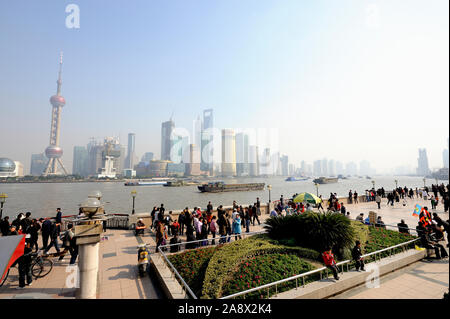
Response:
[0,0,448,174]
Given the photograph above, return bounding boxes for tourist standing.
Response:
[232,215,242,241]
[29,219,40,252]
[17,236,33,289]
[353,191,359,204]
[55,208,62,236]
[210,216,218,245]
[0,216,10,236]
[244,208,251,233]
[252,204,260,226]
[340,203,346,215]
[40,218,52,251]
[375,194,381,209]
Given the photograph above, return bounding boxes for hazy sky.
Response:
[0,0,448,174]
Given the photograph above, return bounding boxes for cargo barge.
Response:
[197,182,265,193]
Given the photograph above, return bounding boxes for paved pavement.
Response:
[0,195,447,299]
[330,258,449,299]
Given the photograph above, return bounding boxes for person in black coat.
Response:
[420,228,448,259]
[17,236,33,289]
[29,219,41,252]
[397,219,410,234]
[352,241,365,271]
[40,218,52,251]
[0,216,10,236]
[43,221,61,255]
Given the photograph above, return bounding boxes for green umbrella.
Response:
[293,192,322,204]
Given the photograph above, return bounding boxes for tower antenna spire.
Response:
[57,51,63,96]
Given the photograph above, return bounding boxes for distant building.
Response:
[125,133,136,169]
[248,145,259,176]
[30,153,47,176]
[236,133,249,176]
[313,160,322,176]
[123,169,136,178]
[328,159,335,176]
[201,109,214,175]
[72,146,89,177]
[186,144,201,176]
[443,138,449,168]
[335,161,344,175]
[221,129,236,176]
[149,160,170,177]
[167,163,185,177]
[280,155,289,176]
[416,148,430,176]
[141,152,154,163]
[161,120,175,161]
[13,161,24,177]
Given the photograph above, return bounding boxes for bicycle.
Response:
[31,252,53,279]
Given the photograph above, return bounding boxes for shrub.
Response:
[221,254,316,299]
[264,212,355,256]
[201,235,321,299]
[168,246,220,296]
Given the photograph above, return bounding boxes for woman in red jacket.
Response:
[322,248,340,281]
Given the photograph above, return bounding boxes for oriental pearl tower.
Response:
[42,52,68,175]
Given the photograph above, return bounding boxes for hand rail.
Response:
[157,246,198,299]
[220,237,420,299]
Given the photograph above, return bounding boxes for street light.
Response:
[371,180,375,190]
[423,178,426,188]
[314,183,319,196]
[394,179,398,189]
[267,185,272,203]
[0,193,7,220]
[131,190,137,214]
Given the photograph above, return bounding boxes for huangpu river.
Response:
[0,176,446,219]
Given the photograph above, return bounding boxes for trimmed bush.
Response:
[201,235,321,299]
[264,212,355,256]
[221,254,316,299]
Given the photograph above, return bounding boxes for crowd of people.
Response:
[147,198,264,252]
[0,208,79,289]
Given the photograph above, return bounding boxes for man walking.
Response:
[43,220,61,255]
[40,218,52,251]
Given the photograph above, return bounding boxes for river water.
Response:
[0,176,446,219]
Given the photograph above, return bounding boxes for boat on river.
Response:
[197,182,265,193]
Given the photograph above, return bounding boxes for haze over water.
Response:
[0,176,446,219]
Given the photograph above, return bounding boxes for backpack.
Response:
[60,230,71,247]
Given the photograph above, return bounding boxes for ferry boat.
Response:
[312,177,338,184]
[197,182,265,193]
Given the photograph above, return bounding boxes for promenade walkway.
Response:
[0,195,447,299]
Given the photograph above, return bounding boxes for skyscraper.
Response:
[235,133,249,176]
[280,155,289,176]
[328,159,335,176]
[201,109,214,174]
[42,52,68,175]
[30,153,47,176]
[72,146,89,177]
[443,138,449,168]
[313,160,322,176]
[346,162,358,176]
[221,129,236,176]
[359,160,371,176]
[161,119,175,161]
[248,145,259,177]
[321,158,328,176]
[125,133,136,169]
[417,148,430,176]
[186,144,201,176]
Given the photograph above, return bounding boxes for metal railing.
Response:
[220,237,420,299]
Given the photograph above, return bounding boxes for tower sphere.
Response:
[45,146,63,159]
[50,95,66,106]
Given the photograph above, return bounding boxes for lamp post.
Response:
[371,180,375,190]
[131,190,137,214]
[314,183,319,197]
[76,197,103,299]
[423,178,426,188]
[267,185,272,203]
[394,179,398,189]
[0,193,7,220]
